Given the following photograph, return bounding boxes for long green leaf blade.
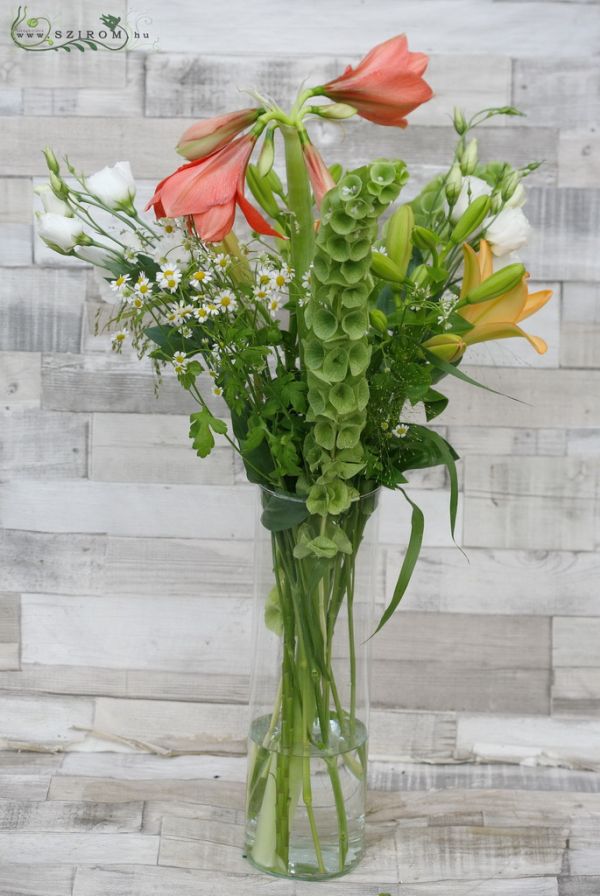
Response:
[371,488,424,637]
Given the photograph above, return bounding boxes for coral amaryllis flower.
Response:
[146,134,280,243]
[459,240,552,354]
[176,108,261,161]
[320,34,433,127]
[302,140,336,206]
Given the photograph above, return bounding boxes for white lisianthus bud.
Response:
[86,161,136,212]
[34,184,73,217]
[37,212,85,253]
[505,182,526,209]
[485,207,531,257]
[450,175,491,222]
[460,138,478,176]
[445,164,463,205]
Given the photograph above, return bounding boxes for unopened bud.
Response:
[412,225,439,252]
[445,164,463,205]
[369,308,388,332]
[411,264,429,286]
[501,171,520,202]
[50,171,69,199]
[384,204,413,276]
[371,251,404,283]
[490,191,504,214]
[460,138,478,176]
[466,262,526,304]
[310,103,357,120]
[450,194,491,243]
[453,107,468,136]
[256,128,275,178]
[43,146,60,175]
[422,333,466,363]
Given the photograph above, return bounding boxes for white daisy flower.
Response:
[129,295,145,310]
[255,265,274,287]
[123,247,138,263]
[172,350,188,373]
[216,289,237,313]
[204,302,220,317]
[190,269,213,290]
[270,265,293,290]
[392,423,409,439]
[179,325,193,339]
[112,329,128,349]
[157,263,182,293]
[158,218,178,236]
[254,284,272,302]
[212,385,223,397]
[212,252,230,272]
[109,274,130,295]
[166,302,193,326]
[267,296,282,318]
[193,306,210,324]
[134,273,152,299]
[301,265,313,290]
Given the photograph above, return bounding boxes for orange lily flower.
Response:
[459,240,553,354]
[319,34,433,128]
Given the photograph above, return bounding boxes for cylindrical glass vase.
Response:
[245,485,380,880]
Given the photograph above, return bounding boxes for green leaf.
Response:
[414,426,459,541]
[423,349,526,403]
[260,491,309,533]
[423,388,448,420]
[372,489,424,636]
[188,409,227,458]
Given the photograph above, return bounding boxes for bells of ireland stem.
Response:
[86,161,136,214]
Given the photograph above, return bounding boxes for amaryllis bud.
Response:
[256,127,275,178]
[302,140,335,206]
[176,108,261,161]
[309,103,357,120]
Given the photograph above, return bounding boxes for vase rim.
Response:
[257,483,382,504]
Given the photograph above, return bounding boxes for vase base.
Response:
[244,846,364,881]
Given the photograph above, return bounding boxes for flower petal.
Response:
[517,288,553,322]
[464,321,548,354]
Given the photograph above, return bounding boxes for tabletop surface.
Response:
[0,750,598,895]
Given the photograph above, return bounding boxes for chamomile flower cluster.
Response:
[251,260,293,318]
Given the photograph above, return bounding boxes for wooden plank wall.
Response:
[0,0,599,764]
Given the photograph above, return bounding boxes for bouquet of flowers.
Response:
[35,34,552,880]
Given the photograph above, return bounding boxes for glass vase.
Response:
[245,485,380,880]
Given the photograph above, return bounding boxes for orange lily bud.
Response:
[422,333,466,363]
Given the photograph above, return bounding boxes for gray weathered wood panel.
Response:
[0,268,86,352]
[0,409,87,479]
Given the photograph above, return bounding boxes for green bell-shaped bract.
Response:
[303,159,407,516]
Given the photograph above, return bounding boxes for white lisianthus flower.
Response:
[450,175,491,222]
[86,161,136,211]
[485,207,531,257]
[34,184,72,217]
[37,212,84,253]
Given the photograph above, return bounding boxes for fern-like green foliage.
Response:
[303,160,408,516]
